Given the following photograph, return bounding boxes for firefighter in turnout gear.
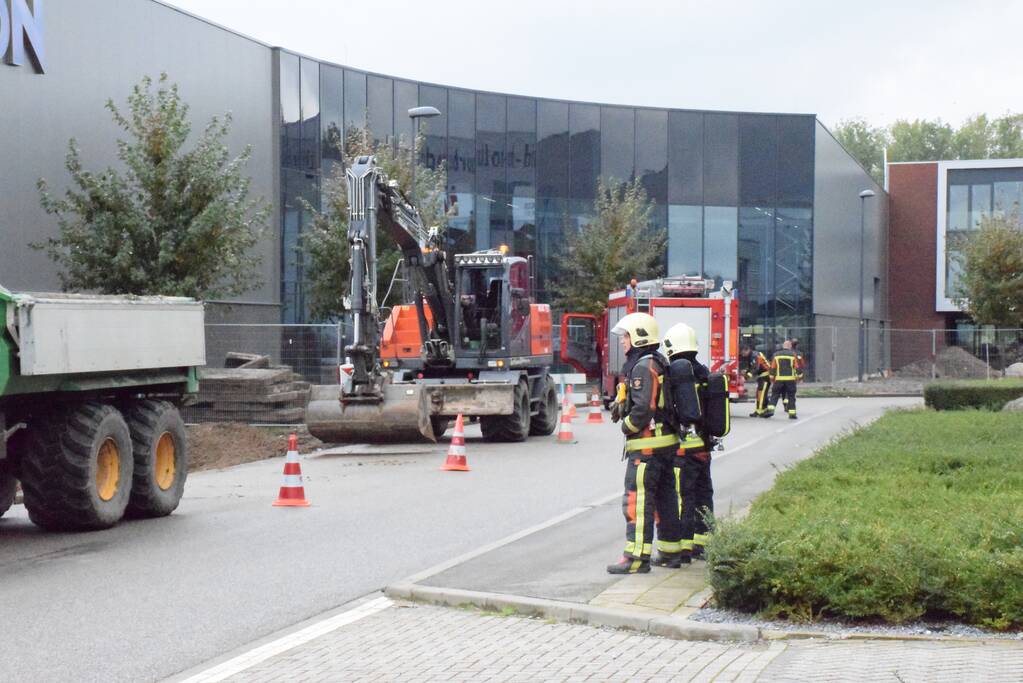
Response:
[659,323,715,564]
[607,313,682,574]
[766,340,802,419]
[742,345,772,418]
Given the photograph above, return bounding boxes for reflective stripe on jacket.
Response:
[771,350,800,381]
[621,350,680,453]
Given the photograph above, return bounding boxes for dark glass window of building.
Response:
[636,109,668,204]
[418,85,447,172]
[320,64,343,176]
[775,208,813,325]
[299,59,320,174]
[449,90,477,253]
[476,93,507,197]
[569,104,600,200]
[508,97,537,258]
[367,75,394,145]
[703,114,738,206]
[537,101,569,199]
[739,115,778,207]
[281,169,319,323]
[777,116,815,208]
[279,52,300,170]
[669,111,703,205]
[393,80,418,150]
[669,205,702,277]
[601,106,635,184]
[343,70,367,137]
[703,206,738,285]
[738,206,776,325]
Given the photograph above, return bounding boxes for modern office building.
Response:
[887,159,1023,369]
[1,0,887,380]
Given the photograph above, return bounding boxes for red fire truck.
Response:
[560,276,746,406]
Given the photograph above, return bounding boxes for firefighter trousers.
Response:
[621,447,679,561]
[679,451,714,553]
[753,376,771,415]
[768,380,797,416]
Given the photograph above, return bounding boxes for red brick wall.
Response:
[888,163,947,368]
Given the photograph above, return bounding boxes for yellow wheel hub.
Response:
[96,438,120,502]
[155,433,176,491]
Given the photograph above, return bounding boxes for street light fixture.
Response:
[858,189,876,382]
[408,106,441,208]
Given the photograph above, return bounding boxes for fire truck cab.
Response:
[560,276,746,406]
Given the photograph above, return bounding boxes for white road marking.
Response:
[176,597,393,682]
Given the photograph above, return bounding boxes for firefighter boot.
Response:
[651,552,683,569]
[606,556,651,574]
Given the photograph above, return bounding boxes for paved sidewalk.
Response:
[588,561,712,618]
[212,601,1023,683]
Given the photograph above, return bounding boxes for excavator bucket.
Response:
[305,383,436,444]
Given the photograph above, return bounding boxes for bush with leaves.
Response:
[550,177,666,315]
[299,128,448,321]
[36,73,268,299]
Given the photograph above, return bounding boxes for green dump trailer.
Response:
[0,283,205,530]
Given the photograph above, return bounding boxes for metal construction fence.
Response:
[186,323,1023,425]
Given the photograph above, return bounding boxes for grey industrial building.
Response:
[0,0,888,380]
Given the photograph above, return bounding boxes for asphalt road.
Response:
[0,396,919,682]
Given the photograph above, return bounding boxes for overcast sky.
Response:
[162,0,1021,128]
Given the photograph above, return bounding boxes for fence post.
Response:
[931,329,937,380]
[831,327,837,383]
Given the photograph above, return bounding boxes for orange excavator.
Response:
[306,155,560,444]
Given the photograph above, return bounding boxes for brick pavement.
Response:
[216,601,1023,682]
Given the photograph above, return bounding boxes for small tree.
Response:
[952,213,1023,327]
[300,127,448,320]
[36,74,268,299]
[551,178,666,315]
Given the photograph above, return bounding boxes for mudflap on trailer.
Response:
[306,383,435,444]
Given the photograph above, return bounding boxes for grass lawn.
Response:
[707,408,1023,630]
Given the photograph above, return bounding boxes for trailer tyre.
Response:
[20,403,133,531]
[481,380,531,442]
[125,401,188,518]
[529,378,559,436]
[0,469,16,518]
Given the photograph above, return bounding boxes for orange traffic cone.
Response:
[566,384,578,419]
[556,396,577,444]
[441,414,470,471]
[586,393,604,424]
[272,434,310,507]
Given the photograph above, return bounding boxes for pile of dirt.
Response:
[896,346,991,379]
[186,423,323,472]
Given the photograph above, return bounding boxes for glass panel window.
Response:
[668,111,703,205]
[343,70,367,137]
[948,184,969,231]
[320,64,343,174]
[777,115,815,208]
[507,97,536,201]
[476,93,507,198]
[367,76,393,145]
[703,114,738,206]
[738,206,775,325]
[569,104,600,199]
[703,206,738,285]
[393,80,418,150]
[636,109,668,203]
[537,101,569,198]
[774,208,813,325]
[970,183,991,229]
[447,89,476,198]
[600,106,635,184]
[739,115,777,207]
[299,59,320,173]
[994,180,1023,216]
[279,52,300,170]
[418,85,447,172]
[668,205,702,276]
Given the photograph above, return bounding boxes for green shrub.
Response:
[923,379,1023,410]
[706,409,1023,629]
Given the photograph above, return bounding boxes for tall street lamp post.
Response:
[858,189,876,382]
[407,106,441,209]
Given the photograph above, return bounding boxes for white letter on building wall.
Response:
[8,0,45,73]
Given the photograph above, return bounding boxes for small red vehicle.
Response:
[560,276,746,406]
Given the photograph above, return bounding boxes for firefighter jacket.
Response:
[770,349,803,381]
[620,346,680,454]
[744,351,771,379]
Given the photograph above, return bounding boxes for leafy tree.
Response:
[951,213,1023,327]
[300,127,448,320]
[36,73,268,299]
[551,177,666,315]
[951,114,994,160]
[832,118,889,184]
[887,118,956,164]
[992,114,1023,158]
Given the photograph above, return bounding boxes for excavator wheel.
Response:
[529,377,559,436]
[481,380,531,442]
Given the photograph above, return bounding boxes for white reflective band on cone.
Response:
[281,475,305,487]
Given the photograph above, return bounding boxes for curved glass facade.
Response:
[277,49,816,339]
